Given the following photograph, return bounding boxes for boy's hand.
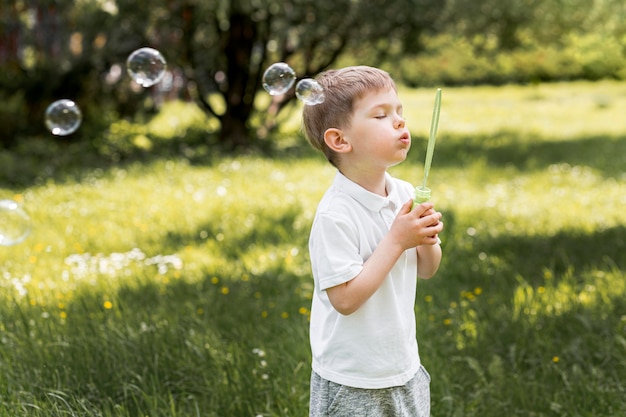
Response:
[390,199,443,249]
[417,204,441,238]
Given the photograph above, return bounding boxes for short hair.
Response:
[302,66,397,167]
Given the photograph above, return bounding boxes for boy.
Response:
[303,66,444,416]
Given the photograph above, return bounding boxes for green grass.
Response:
[1,80,626,416]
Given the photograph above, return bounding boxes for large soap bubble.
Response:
[295,78,325,105]
[0,200,32,246]
[262,62,296,95]
[126,47,167,87]
[45,99,82,136]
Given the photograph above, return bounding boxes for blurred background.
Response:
[1,0,625,166]
[1,2,625,416]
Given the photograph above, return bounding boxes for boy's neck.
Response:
[339,165,388,197]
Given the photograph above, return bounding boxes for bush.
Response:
[398,33,626,86]
[0,90,28,148]
[567,33,626,80]
[94,101,219,162]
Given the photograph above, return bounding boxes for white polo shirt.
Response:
[309,170,421,389]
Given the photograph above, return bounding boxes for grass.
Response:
[1,80,626,416]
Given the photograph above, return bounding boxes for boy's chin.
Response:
[394,153,409,165]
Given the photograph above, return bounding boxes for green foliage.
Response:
[399,33,626,86]
[0,91,28,148]
[3,0,625,151]
[1,82,626,416]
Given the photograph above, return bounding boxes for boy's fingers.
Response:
[411,201,433,215]
[400,199,414,213]
[423,213,442,228]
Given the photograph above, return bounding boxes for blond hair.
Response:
[302,66,397,167]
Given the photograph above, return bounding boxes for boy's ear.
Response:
[324,128,352,154]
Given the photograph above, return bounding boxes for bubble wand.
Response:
[414,88,442,206]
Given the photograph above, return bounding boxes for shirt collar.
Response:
[334,171,399,212]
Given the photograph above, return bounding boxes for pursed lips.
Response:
[399,131,410,146]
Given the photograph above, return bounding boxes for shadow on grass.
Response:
[3,129,625,189]
[162,204,308,253]
[0,131,315,189]
[1,215,624,415]
[0,136,223,189]
[0,253,311,416]
[411,130,626,179]
[424,276,626,416]
[420,222,626,415]
[438,216,625,293]
[483,224,625,282]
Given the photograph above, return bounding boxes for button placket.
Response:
[381,200,396,228]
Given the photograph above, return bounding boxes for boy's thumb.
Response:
[400,199,414,213]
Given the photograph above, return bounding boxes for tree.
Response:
[164,0,448,149]
[440,0,626,50]
[1,0,447,150]
[5,0,623,151]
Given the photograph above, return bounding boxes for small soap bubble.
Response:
[262,62,296,95]
[0,200,32,246]
[295,78,325,105]
[45,99,82,136]
[126,47,167,87]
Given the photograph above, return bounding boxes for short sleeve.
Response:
[309,213,364,291]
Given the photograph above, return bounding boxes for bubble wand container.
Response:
[414,88,442,206]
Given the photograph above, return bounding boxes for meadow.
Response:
[1,80,625,416]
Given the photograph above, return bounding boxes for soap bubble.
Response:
[0,200,32,246]
[45,99,82,136]
[295,78,325,105]
[126,47,167,87]
[262,62,296,95]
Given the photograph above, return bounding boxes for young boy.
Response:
[303,66,444,417]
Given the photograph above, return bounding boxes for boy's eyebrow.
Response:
[368,102,403,112]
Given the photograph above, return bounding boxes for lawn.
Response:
[1,80,625,416]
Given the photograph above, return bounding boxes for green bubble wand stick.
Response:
[414,88,442,206]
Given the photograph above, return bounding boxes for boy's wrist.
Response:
[380,233,408,257]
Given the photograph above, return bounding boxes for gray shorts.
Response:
[309,366,431,417]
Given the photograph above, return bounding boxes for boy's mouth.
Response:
[399,132,410,145]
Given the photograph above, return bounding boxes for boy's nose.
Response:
[395,117,405,129]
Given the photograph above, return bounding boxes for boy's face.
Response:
[340,88,411,170]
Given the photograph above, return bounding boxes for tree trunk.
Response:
[217,11,257,150]
[219,112,252,150]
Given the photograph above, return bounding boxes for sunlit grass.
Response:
[401,80,626,139]
[1,80,625,416]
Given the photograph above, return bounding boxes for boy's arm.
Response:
[417,242,442,279]
[326,199,443,315]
